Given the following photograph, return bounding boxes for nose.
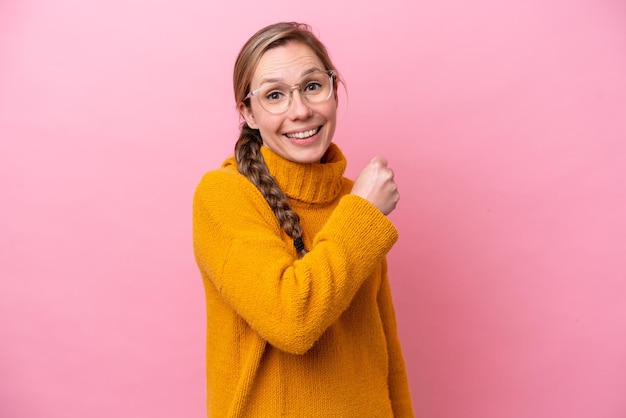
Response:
[287,88,313,120]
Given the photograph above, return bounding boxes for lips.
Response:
[285,126,321,139]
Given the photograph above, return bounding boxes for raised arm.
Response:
[193,169,398,354]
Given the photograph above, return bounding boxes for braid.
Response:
[235,124,307,256]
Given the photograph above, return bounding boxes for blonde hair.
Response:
[233,22,339,256]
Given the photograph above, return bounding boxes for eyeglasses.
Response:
[245,70,335,114]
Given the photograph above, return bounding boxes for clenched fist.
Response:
[351,157,399,215]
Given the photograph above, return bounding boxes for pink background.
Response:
[1,0,625,417]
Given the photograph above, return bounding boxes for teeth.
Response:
[286,128,317,139]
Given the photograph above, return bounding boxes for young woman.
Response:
[193,22,414,417]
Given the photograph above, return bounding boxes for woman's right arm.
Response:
[193,168,397,355]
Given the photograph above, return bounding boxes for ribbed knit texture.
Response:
[193,143,414,417]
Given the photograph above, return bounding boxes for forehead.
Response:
[252,42,325,85]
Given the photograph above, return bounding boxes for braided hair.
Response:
[235,124,307,255]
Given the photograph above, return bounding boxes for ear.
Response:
[238,102,258,129]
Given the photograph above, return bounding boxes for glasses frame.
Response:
[244,70,335,115]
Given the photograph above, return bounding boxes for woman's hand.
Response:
[351,157,399,215]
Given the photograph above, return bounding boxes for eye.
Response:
[262,84,289,103]
[304,81,323,92]
[265,90,284,101]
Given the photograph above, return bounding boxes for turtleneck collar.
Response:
[259,143,347,204]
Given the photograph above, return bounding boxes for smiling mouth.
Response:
[285,126,321,139]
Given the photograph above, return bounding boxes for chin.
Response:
[292,145,330,163]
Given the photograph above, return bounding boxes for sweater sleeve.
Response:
[378,260,415,417]
[192,169,398,355]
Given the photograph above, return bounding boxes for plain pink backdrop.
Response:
[1,0,625,417]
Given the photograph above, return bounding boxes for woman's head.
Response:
[234,22,339,164]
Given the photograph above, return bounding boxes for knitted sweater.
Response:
[192,143,414,417]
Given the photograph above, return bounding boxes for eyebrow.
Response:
[257,67,323,86]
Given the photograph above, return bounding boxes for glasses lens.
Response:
[257,83,291,114]
[256,71,333,114]
[299,71,333,104]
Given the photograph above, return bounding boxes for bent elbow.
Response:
[267,324,325,355]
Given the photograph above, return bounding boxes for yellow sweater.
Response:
[193,144,414,417]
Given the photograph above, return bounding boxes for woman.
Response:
[193,22,414,417]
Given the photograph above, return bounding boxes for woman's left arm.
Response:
[378,259,415,418]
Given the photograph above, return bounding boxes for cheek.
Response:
[256,114,283,135]
[324,104,338,124]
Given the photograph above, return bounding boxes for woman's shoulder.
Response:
[196,155,242,185]
[194,156,267,209]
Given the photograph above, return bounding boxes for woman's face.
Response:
[240,42,337,164]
